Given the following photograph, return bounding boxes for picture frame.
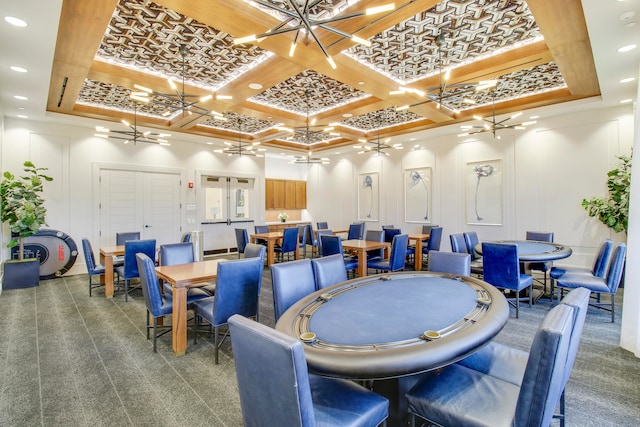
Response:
[465,159,503,225]
[404,167,432,223]
[358,172,379,221]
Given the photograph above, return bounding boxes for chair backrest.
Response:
[180,232,191,243]
[235,228,249,254]
[425,227,443,252]
[592,239,613,277]
[82,238,99,274]
[122,239,156,280]
[244,243,266,260]
[463,231,481,260]
[116,231,140,245]
[381,224,395,229]
[428,251,471,276]
[271,259,317,322]
[311,254,348,290]
[306,224,317,246]
[605,243,627,293]
[316,230,333,256]
[348,222,365,240]
[422,224,439,234]
[229,314,316,426]
[280,227,300,252]
[298,224,308,245]
[388,234,409,272]
[365,230,385,259]
[482,242,521,289]
[136,253,166,317]
[319,234,343,257]
[558,287,591,387]
[255,225,269,234]
[212,257,263,326]
[384,228,401,243]
[317,221,329,230]
[449,233,468,254]
[159,242,194,266]
[526,231,554,242]
[514,304,574,427]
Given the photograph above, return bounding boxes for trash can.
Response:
[189,230,204,261]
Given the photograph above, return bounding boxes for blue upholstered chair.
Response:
[367,233,408,274]
[418,226,442,269]
[180,232,191,243]
[298,224,309,258]
[158,242,213,298]
[135,253,173,353]
[243,242,266,261]
[317,221,329,230]
[315,229,333,257]
[192,256,263,364]
[482,242,533,318]
[319,234,358,275]
[406,303,575,427]
[555,243,626,322]
[427,251,471,276]
[311,254,348,290]
[381,224,395,229]
[455,287,591,427]
[115,239,156,302]
[463,231,484,276]
[347,222,365,240]
[365,229,385,261]
[383,227,401,243]
[550,239,612,292]
[422,224,438,234]
[254,224,269,246]
[449,233,467,254]
[270,259,317,322]
[116,231,140,245]
[228,315,389,427]
[305,224,320,258]
[234,228,249,258]
[274,227,299,262]
[525,230,555,295]
[82,238,105,296]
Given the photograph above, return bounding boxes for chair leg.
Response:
[611,293,615,323]
[153,318,158,353]
[125,279,129,302]
[146,311,151,340]
[214,326,219,364]
[515,291,519,318]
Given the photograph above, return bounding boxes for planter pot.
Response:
[2,258,40,290]
[281,219,286,222]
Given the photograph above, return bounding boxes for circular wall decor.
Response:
[10,229,78,279]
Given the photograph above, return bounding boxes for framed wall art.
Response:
[404,167,432,223]
[465,160,503,225]
[358,172,379,221]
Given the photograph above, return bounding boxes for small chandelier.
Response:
[94,106,171,145]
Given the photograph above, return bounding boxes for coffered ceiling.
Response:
[47,0,599,152]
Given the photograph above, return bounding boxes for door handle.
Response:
[144,225,152,228]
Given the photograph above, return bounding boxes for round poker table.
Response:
[475,240,572,262]
[275,272,509,380]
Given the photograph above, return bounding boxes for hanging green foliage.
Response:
[582,154,631,234]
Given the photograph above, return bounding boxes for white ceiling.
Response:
[0,0,638,148]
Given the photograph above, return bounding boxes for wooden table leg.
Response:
[267,240,275,266]
[414,240,423,271]
[104,255,114,298]
[172,286,187,356]
[357,249,367,277]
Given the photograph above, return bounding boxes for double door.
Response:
[99,169,181,247]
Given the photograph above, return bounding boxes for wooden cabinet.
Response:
[265,179,306,209]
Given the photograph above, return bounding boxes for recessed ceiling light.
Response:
[620,77,635,83]
[358,81,365,85]
[17,115,28,119]
[617,44,637,53]
[620,99,633,104]
[206,142,213,145]
[4,16,27,27]
[14,95,28,100]
[529,115,540,119]
[249,83,263,90]
[620,11,636,21]
[10,66,27,73]
[342,113,353,118]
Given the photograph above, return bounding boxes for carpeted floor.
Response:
[0,257,638,426]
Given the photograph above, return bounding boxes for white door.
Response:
[100,169,181,247]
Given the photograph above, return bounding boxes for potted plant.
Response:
[0,161,53,289]
[279,212,289,223]
[582,154,631,234]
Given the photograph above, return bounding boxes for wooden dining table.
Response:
[155,259,221,356]
[99,245,124,298]
[342,239,390,278]
[250,231,300,266]
[408,233,431,271]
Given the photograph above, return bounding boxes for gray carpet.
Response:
[0,260,638,426]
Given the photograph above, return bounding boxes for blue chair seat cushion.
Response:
[555,273,611,293]
[406,364,520,427]
[309,374,389,427]
[366,258,390,270]
[92,264,106,275]
[506,274,533,292]
[549,265,593,279]
[162,283,211,301]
